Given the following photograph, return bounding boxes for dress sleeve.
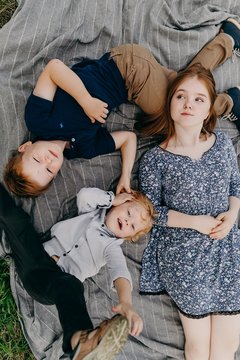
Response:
[139,150,169,227]
[226,137,240,199]
[76,187,114,214]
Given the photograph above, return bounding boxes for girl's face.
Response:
[170,76,211,129]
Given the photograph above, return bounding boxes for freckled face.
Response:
[19,141,64,187]
[170,76,211,128]
[105,201,148,238]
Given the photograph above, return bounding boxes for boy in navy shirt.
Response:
[5,55,136,197]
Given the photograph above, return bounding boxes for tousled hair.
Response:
[137,63,217,140]
[4,152,51,197]
[125,190,156,242]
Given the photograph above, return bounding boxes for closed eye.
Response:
[33,157,40,163]
[47,168,53,174]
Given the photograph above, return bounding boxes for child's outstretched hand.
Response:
[112,302,143,336]
[210,210,236,240]
[112,192,134,207]
[81,95,109,123]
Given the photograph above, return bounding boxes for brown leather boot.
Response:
[70,314,129,360]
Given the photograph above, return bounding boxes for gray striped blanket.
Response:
[0,0,239,359]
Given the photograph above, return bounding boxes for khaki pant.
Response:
[110,32,233,117]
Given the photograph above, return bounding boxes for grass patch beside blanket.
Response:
[0,2,34,359]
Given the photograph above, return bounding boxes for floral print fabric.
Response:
[139,132,240,317]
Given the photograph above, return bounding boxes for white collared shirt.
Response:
[43,187,132,289]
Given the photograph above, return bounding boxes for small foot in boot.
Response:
[70,314,129,360]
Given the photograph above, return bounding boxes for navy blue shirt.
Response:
[25,53,128,159]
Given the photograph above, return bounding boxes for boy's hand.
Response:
[112,302,143,336]
[112,192,134,207]
[210,210,236,240]
[81,95,109,123]
[116,174,131,195]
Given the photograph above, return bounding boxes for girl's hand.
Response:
[112,192,134,207]
[116,174,131,195]
[210,210,236,240]
[112,302,143,336]
[81,95,109,123]
[193,215,222,235]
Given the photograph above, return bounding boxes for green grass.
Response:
[0,0,17,28]
[0,2,35,358]
[0,258,34,359]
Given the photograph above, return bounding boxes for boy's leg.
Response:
[188,32,233,71]
[210,314,240,360]
[190,19,240,122]
[110,43,176,115]
[0,184,93,351]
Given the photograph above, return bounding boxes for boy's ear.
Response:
[18,141,33,153]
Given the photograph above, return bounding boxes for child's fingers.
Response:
[210,222,227,234]
[210,221,223,233]
[210,227,228,240]
[130,318,143,336]
[102,101,108,108]
[96,116,106,124]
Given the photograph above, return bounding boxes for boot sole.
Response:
[73,315,129,360]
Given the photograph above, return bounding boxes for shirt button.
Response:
[71,138,75,142]
[75,244,78,248]
[63,253,66,256]
[100,234,104,237]
[101,224,105,227]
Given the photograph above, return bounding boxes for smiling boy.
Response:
[44,187,155,288]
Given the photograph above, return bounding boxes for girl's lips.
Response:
[181,112,193,116]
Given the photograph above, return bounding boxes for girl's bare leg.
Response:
[179,312,211,360]
[210,314,240,360]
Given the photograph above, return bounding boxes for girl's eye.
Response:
[176,94,184,99]
[33,157,40,163]
[128,210,131,216]
[47,168,53,174]
[132,224,135,230]
[196,97,204,102]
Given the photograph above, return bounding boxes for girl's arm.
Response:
[139,151,221,234]
[112,277,143,336]
[210,136,240,239]
[33,59,108,123]
[111,131,137,194]
[167,210,222,235]
[210,196,240,240]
